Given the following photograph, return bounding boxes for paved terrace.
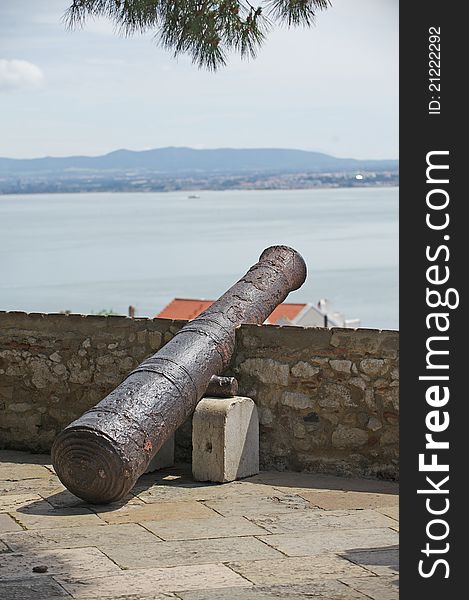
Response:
[0,451,398,600]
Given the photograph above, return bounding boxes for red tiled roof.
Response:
[156,298,306,325]
[266,303,306,324]
[157,298,214,321]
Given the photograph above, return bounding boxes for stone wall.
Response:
[0,311,183,452]
[232,325,399,479]
[0,311,399,479]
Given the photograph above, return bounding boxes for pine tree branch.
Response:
[64,0,331,70]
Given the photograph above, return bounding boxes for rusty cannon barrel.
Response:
[52,246,307,503]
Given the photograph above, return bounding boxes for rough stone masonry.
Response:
[0,312,399,480]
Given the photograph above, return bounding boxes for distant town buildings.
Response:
[0,169,398,195]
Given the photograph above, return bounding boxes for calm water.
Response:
[0,188,398,329]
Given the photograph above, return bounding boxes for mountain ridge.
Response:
[0,147,398,175]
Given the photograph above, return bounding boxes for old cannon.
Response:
[52,246,307,503]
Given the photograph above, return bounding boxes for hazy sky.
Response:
[0,0,398,159]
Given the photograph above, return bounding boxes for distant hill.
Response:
[0,147,398,175]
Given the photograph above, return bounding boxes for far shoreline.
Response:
[0,184,399,197]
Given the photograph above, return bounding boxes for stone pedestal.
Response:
[145,435,175,473]
[192,396,259,483]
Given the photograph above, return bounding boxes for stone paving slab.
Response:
[55,563,251,598]
[143,515,267,541]
[177,580,369,599]
[258,527,398,556]
[93,500,216,524]
[203,492,312,518]
[9,503,105,530]
[0,493,44,513]
[100,536,282,569]
[131,469,220,497]
[248,472,399,495]
[227,554,371,586]
[2,523,160,552]
[251,509,396,534]
[43,489,144,510]
[0,451,52,465]
[342,547,399,577]
[298,490,399,511]
[135,481,277,504]
[0,547,121,581]
[67,594,177,600]
[341,576,399,600]
[377,505,399,521]
[0,514,23,533]
[0,464,51,480]
[0,476,66,497]
[86,595,178,600]
[0,576,72,600]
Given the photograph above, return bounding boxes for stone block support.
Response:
[192,396,259,483]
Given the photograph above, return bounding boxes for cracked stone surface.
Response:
[0,451,399,599]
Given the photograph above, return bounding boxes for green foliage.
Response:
[93,308,120,316]
[64,1,331,70]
